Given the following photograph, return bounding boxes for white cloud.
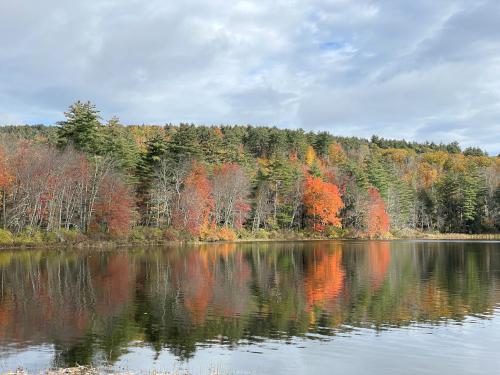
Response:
[0,0,498,153]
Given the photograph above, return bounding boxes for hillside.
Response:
[0,101,498,245]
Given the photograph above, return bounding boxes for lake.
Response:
[0,240,499,374]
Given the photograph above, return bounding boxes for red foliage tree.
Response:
[367,187,390,237]
[303,175,344,232]
[0,146,12,189]
[173,162,213,237]
[93,175,134,237]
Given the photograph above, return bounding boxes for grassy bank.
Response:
[406,232,500,240]
[0,227,498,250]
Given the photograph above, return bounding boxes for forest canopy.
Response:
[0,101,498,243]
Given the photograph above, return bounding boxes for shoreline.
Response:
[0,232,499,251]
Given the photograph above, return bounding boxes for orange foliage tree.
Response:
[303,175,344,232]
[367,187,390,237]
[173,162,213,237]
[93,175,134,237]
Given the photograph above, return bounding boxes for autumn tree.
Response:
[93,175,134,237]
[367,187,390,237]
[172,162,213,237]
[0,146,13,228]
[0,146,11,188]
[328,143,347,166]
[0,139,126,236]
[305,145,316,167]
[303,175,344,232]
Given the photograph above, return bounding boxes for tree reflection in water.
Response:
[0,241,499,367]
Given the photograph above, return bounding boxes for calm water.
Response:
[0,240,499,374]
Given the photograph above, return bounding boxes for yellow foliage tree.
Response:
[305,145,316,167]
[328,143,346,166]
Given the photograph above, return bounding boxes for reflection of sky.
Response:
[3,312,499,374]
[114,312,500,375]
[0,345,54,373]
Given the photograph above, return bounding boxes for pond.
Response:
[0,240,499,374]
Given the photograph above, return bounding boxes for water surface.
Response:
[0,240,499,374]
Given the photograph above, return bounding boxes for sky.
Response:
[0,0,499,154]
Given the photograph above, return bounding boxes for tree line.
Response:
[0,101,498,242]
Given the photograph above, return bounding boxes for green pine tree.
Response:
[101,116,140,174]
[57,101,103,154]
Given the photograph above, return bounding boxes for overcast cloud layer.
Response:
[1,0,499,153]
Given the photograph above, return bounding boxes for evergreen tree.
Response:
[198,126,225,164]
[245,127,270,158]
[57,101,103,154]
[167,124,200,162]
[464,147,487,157]
[136,132,169,222]
[221,126,248,164]
[366,153,389,199]
[494,186,500,231]
[268,127,288,157]
[437,172,461,232]
[387,178,414,230]
[313,131,332,159]
[446,141,461,154]
[285,129,309,161]
[101,116,140,174]
[137,132,169,184]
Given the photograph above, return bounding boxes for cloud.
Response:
[0,0,498,154]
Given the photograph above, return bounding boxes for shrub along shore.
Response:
[0,227,498,250]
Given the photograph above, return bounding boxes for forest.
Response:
[0,100,498,244]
